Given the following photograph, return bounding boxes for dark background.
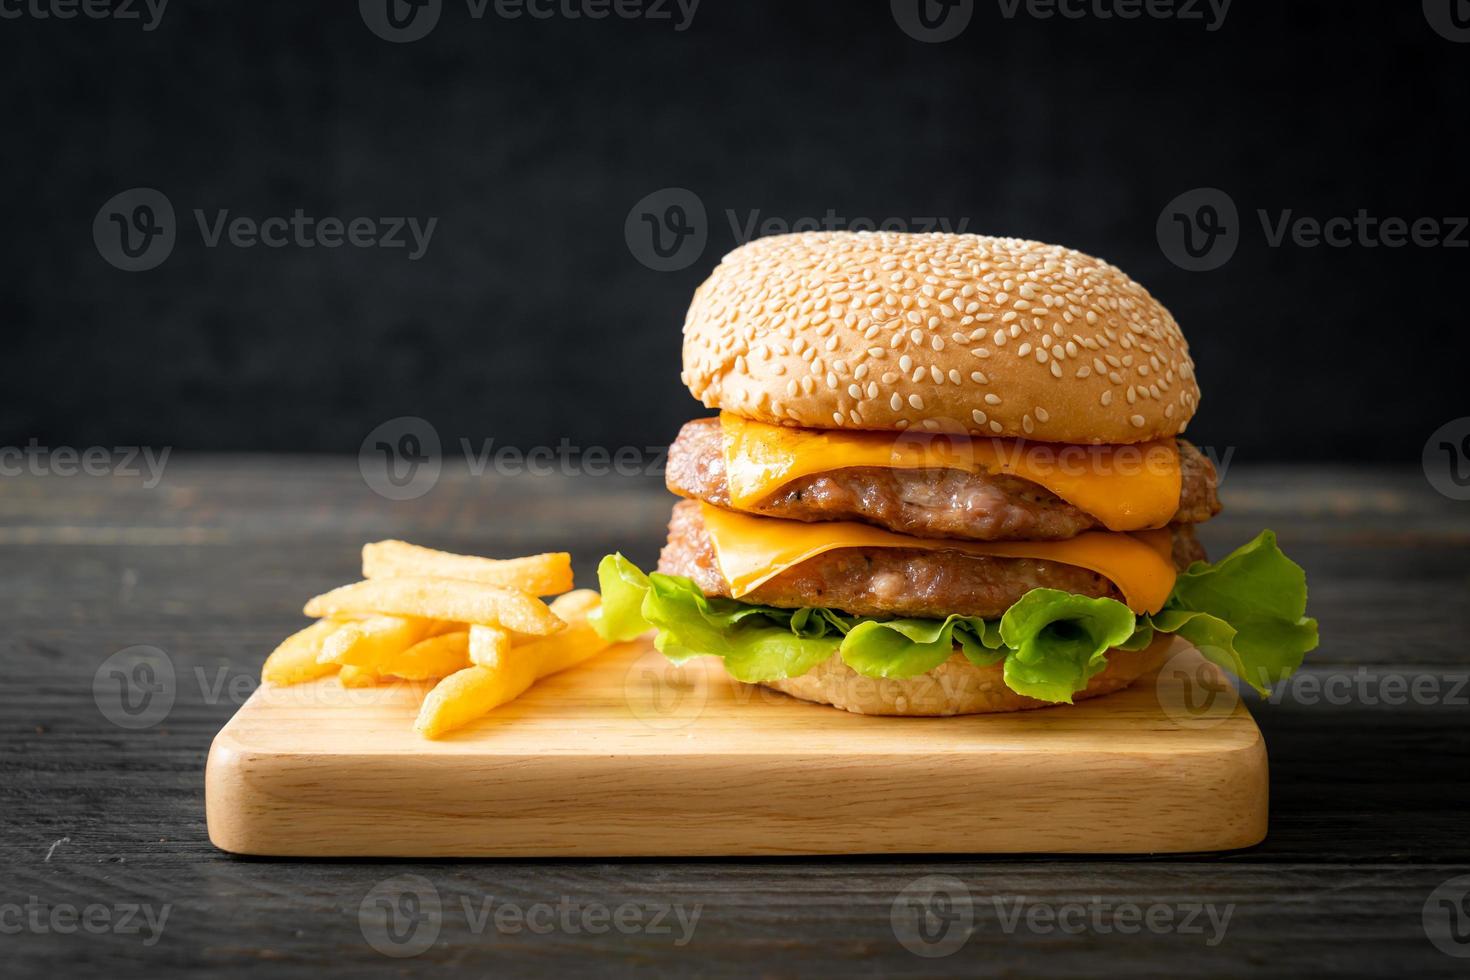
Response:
[2,1,1466,461]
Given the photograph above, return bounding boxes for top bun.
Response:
[680,232,1199,444]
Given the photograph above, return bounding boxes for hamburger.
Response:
[594,232,1317,715]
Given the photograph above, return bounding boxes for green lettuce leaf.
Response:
[589,553,654,643]
[998,589,1139,703]
[841,615,1000,679]
[1149,530,1319,694]
[641,572,839,681]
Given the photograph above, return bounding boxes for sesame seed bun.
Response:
[759,634,1175,716]
[681,232,1199,444]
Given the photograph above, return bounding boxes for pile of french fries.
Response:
[259,540,613,738]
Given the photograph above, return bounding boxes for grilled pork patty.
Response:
[665,417,1220,542]
[657,499,1206,621]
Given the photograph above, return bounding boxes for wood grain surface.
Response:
[3,457,1469,977]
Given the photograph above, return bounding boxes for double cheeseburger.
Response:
[594,233,1317,715]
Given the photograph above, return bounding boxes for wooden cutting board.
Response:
[206,637,1267,857]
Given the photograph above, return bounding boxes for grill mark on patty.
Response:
[665,417,1221,542]
[657,499,1206,621]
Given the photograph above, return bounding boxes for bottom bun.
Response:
[759,635,1176,716]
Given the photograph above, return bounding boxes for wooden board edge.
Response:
[204,711,1270,858]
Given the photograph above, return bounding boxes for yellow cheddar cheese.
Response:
[719,412,1182,533]
[699,502,1178,615]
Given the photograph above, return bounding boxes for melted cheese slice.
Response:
[720,412,1182,532]
[700,503,1177,615]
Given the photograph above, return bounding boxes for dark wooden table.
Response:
[4,456,1468,977]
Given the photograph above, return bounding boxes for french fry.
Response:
[363,540,573,596]
[261,619,345,686]
[468,624,511,667]
[339,664,384,688]
[415,665,524,738]
[547,589,600,622]
[510,610,610,678]
[382,631,472,681]
[303,577,564,636]
[317,615,434,668]
[415,592,614,738]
